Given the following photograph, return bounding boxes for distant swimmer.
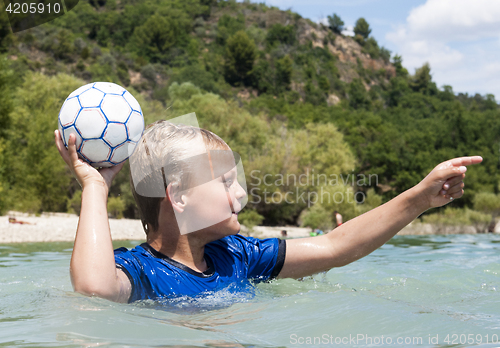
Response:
[8,217,34,225]
[334,211,343,228]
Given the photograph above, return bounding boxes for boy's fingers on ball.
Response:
[54,130,64,148]
[67,134,81,164]
[54,130,72,163]
[114,162,126,172]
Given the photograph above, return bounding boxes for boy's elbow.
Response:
[72,282,117,301]
[73,283,103,297]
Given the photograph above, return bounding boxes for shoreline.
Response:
[0,211,498,244]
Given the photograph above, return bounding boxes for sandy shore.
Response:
[0,211,311,244]
[1,211,497,244]
[0,211,146,243]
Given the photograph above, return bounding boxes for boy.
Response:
[54,121,482,303]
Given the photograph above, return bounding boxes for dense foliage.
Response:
[0,0,498,230]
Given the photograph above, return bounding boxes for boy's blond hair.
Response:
[129,120,229,234]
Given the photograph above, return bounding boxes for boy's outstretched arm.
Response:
[55,131,131,302]
[278,156,483,279]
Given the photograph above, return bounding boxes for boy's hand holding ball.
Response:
[57,82,144,168]
[55,82,145,191]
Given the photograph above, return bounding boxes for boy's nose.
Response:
[235,181,247,199]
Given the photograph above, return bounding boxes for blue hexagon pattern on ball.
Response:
[58,82,145,168]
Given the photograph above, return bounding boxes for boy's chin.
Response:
[218,216,241,235]
[213,215,241,237]
[191,216,240,240]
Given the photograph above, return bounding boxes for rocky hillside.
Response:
[0,0,396,108]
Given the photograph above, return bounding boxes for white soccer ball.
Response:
[58,82,145,167]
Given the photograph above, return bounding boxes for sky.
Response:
[247,0,500,99]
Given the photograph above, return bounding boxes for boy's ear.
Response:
[166,182,187,213]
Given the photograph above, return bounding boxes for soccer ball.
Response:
[58,82,145,168]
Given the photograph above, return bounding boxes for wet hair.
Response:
[129,120,230,235]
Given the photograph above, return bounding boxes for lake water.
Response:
[1,234,500,348]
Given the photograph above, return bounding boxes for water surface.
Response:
[1,235,500,347]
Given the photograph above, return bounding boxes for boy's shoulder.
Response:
[114,234,269,255]
[207,234,267,249]
[114,243,149,258]
[114,234,281,263]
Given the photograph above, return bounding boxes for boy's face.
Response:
[172,147,248,236]
[183,165,246,237]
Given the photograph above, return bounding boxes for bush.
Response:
[422,208,490,233]
[108,196,126,218]
[238,209,264,229]
[356,188,382,215]
[473,192,500,215]
[168,82,202,101]
[468,209,491,233]
[422,207,469,225]
[266,24,296,47]
[67,190,82,215]
[300,204,332,231]
[170,65,220,94]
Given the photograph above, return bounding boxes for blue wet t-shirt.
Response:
[114,234,286,303]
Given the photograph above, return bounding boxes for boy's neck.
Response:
[147,232,208,273]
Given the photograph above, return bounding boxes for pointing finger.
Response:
[449,156,483,167]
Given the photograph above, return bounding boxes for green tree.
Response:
[132,15,176,60]
[4,73,83,213]
[327,13,344,34]
[0,56,12,137]
[266,24,296,47]
[392,55,408,77]
[348,78,370,109]
[275,55,293,92]
[386,76,410,107]
[131,11,191,62]
[363,37,380,59]
[354,17,371,40]
[216,13,245,45]
[410,63,437,95]
[0,56,13,213]
[0,2,13,52]
[224,31,256,86]
[380,47,391,63]
[199,0,216,18]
